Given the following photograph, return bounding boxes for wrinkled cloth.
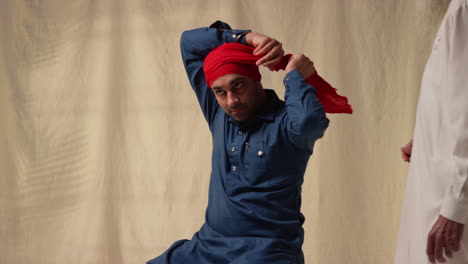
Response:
[395,0,468,263]
[147,21,329,264]
[203,43,262,87]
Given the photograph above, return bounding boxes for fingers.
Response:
[427,217,445,264]
[400,140,413,162]
[441,219,464,259]
[454,225,464,251]
[284,54,316,78]
[255,38,284,67]
[427,216,465,263]
[257,45,284,67]
[444,225,454,258]
[400,147,411,162]
[253,38,279,55]
[434,230,446,263]
[450,222,464,253]
[427,229,436,263]
[401,145,411,154]
[429,229,445,263]
[400,149,409,162]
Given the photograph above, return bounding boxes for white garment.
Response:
[395,0,468,263]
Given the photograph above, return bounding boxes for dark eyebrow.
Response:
[230,77,245,85]
[212,77,245,90]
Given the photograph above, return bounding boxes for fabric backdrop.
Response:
[0,0,448,263]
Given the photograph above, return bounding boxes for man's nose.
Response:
[227,92,240,107]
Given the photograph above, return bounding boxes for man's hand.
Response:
[285,54,316,79]
[426,215,464,263]
[245,32,284,68]
[401,139,413,162]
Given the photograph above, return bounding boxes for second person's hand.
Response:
[401,139,413,162]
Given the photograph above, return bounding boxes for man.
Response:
[396,1,468,263]
[147,20,329,264]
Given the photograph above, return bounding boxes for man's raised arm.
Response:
[180,21,250,126]
[282,54,330,152]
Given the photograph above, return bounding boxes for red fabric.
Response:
[203,43,353,114]
[203,44,262,87]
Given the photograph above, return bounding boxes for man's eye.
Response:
[215,90,225,96]
[234,82,242,89]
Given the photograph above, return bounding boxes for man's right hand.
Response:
[245,32,284,68]
[401,139,413,162]
[285,54,316,79]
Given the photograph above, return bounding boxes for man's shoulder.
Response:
[446,0,468,18]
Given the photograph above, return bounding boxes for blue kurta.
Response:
[148,21,329,264]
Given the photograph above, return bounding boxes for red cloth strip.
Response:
[273,54,353,114]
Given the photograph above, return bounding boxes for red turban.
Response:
[203,43,262,87]
[203,43,353,114]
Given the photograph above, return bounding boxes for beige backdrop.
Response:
[0,0,448,263]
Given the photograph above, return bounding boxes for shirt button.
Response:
[232,34,237,38]
[237,130,243,135]
[232,166,237,171]
[258,151,264,157]
[231,147,236,152]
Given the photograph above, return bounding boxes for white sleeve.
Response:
[439,2,468,224]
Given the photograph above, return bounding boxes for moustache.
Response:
[229,104,246,112]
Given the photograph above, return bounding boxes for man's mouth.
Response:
[231,106,246,115]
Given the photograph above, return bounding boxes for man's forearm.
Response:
[283,70,329,151]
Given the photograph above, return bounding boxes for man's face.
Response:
[211,74,266,124]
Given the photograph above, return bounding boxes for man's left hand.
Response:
[245,32,285,68]
[426,215,464,263]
